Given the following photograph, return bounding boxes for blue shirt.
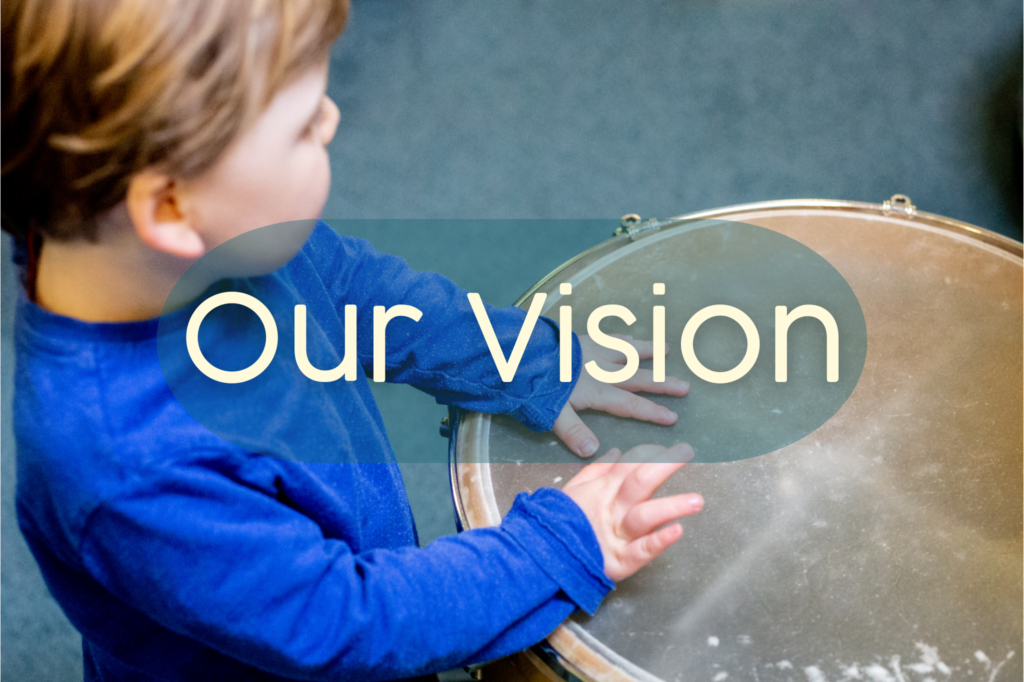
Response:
[14,222,612,681]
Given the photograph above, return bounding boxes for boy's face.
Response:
[177,62,339,252]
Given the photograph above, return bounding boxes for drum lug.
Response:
[615,214,668,241]
[881,193,917,218]
[439,415,451,438]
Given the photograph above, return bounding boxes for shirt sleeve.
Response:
[300,222,580,432]
[79,454,613,681]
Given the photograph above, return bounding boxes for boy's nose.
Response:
[319,96,340,146]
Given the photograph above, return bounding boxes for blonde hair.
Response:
[2,0,349,241]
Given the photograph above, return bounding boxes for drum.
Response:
[448,196,1023,682]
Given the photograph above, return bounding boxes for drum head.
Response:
[453,200,1022,682]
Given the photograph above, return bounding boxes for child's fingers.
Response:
[615,370,689,397]
[587,386,678,425]
[564,448,622,487]
[616,444,694,504]
[552,403,601,458]
[616,523,684,580]
[616,462,687,506]
[605,443,672,477]
[620,494,704,539]
[601,334,667,363]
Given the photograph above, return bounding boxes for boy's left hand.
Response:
[554,335,689,458]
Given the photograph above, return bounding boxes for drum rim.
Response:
[511,198,1022,308]
[448,196,1024,682]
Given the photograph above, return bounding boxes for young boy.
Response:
[2,0,703,679]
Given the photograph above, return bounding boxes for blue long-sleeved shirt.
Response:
[14,222,612,681]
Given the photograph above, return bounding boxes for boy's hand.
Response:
[554,334,689,458]
[561,443,702,582]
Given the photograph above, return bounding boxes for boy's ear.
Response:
[126,172,206,259]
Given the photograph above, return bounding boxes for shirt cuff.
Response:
[500,487,614,615]
[510,326,582,432]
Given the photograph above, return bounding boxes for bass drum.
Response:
[449,197,1022,682]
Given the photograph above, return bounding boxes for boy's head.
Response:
[2,0,348,249]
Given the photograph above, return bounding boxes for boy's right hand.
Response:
[561,443,702,583]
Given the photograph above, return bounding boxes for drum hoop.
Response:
[512,198,1022,308]
[448,197,1023,682]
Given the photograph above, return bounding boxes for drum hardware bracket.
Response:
[439,415,451,438]
[615,214,669,241]
[881,193,916,218]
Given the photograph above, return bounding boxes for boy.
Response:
[2,0,703,679]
